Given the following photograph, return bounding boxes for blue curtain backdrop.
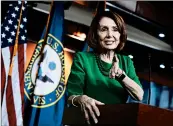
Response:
[127,79,173,110]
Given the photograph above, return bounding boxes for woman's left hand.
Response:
[109,55,123,79]
[109,55,144,101]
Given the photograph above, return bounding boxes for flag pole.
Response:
[32,2,55,125]
[43,1,54,45]
[8,1,24,76]
[39,1,54,55]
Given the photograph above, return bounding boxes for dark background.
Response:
[1,1,173,85]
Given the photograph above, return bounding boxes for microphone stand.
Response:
[147,53,151,105]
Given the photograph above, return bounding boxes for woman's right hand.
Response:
[74,95,105,124]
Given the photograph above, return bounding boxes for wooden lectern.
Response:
[62,103,173,126]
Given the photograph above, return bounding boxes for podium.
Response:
[63,103,173,126]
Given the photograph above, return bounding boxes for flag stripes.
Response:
[2,47,12,126]
[1,44,26,125]
[1,1,27,125]
[1,53,6,101]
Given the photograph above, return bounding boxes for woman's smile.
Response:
[97,17,120,50]
[104,40,115,45]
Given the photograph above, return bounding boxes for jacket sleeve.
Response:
[67,52,85,97]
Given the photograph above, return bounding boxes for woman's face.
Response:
[97,17,120,50]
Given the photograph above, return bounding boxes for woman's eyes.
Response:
[113,28,118,31]
[99,27,118,32]
[100,27,107,32]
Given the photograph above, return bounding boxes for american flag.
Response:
[1,1,27,125]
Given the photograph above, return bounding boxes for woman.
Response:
[67,11,144,124]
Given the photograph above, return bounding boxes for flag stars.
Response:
[14,6,19,11]
[14,25,17,29]
[22,6,25,11]
[25,1,27,4]
[8,19,13,24]
[5,26,10,31]
[1,33,6,38]
[20,24,24,29]
[11,13,16,18]
[23,17,27,22]
[25,30,27,33]
[11,31,15,36]
[21,35,26,40]
[5,17,7,20]
[9,4,13,6]
[18,1,21,4]
[8,38,13,43]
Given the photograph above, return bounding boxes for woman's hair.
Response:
[87,11,127,51]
